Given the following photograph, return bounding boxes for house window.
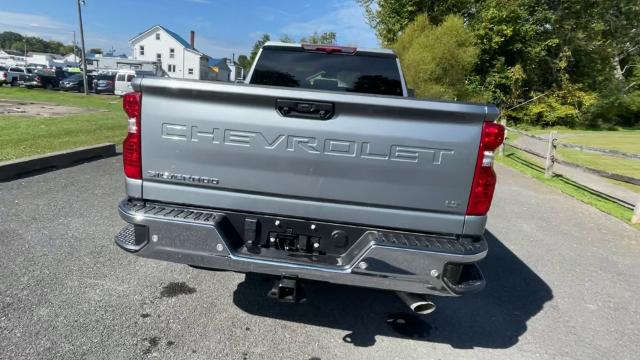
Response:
[188,68,193,75]
[156,53,162,62]
[169,48,175,59]
[155,33,160,40]
[139,46,145,56]
[168,64,176,72]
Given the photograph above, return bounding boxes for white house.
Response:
[0,49,26,66]
[61,53,80,67]
[1,50,78,68]
[27,52,64,68]
[129,25,211,80]
[225,58,244,81]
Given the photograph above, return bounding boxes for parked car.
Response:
[114,42,504,311]
[114,69,155,96]
[21,68,69,89]
[7,66,35,86]
[0,66,7,85]
[59,73,94,92]
[92,73,116,94]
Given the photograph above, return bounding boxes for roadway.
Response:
[1,158,638,359]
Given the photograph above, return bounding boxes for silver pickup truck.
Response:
[115,42,504,313]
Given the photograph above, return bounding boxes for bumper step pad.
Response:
[115,224,146,252]
[375,231,486,256]
[121,201,218,224]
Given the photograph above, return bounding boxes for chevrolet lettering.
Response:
[161,123,455,165]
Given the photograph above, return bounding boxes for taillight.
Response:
[466,121,505,216]
[35,76,41,82]
[301,44,357,54]
[122,91,142,179]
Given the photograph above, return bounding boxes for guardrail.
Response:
[500,126,640,224]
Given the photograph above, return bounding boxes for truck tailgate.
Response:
[135,78,498,234]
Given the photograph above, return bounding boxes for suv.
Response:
[59,73,94,92]
[93,73,117,94]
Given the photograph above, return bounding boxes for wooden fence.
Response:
[500,126,640,224]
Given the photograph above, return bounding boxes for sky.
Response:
[0,0,379,58]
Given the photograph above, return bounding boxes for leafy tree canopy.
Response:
[359,0,640,128]
[0,31,76,55]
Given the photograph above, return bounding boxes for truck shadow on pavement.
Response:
[232,230,553,349]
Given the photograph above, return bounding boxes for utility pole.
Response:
[76,0,88,95]
[23,39,27,66]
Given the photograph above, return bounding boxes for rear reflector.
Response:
[122,91,142,179]
[301,44,357,54]
[466,121,505,216]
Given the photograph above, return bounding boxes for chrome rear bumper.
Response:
[116,198,487,296]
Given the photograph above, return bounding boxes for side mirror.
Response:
[407,88,415,97]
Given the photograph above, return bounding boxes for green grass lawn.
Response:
[521,127,640,193]
[0,87,125,162]
[498,145,638,229]
[529,128,640,152]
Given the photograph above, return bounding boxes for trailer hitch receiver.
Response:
[268,277,306,303]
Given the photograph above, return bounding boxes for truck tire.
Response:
[10,78,17,87]
[46,83,53,90]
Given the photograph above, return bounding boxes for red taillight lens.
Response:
[35,76,41,82]
[301,44,357,54]
[466,121,505,216]
[481,121,505,151]
[122,91,142,179]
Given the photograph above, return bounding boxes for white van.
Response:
[114,69,155,96]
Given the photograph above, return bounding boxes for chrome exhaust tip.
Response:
[396,292,436,314]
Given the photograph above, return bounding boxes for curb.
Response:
[0,143,117,181]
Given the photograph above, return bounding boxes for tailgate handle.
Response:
[276,99,334,120]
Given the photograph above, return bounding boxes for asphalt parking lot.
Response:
[1,157,639,359]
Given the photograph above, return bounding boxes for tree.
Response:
[299,31,337,44]
[358,0,640,127]
[89,48,103,54]
[393,14,479,100]
[0,31,23,50]
[358,0,475,46]
[280,32,337,44]
[246,33,271,71]
[0,31,77,55]
[279,34,295,43]
[236,55,250,71]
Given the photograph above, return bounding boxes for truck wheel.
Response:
[11,79,17,87]
[46,83,53,90]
